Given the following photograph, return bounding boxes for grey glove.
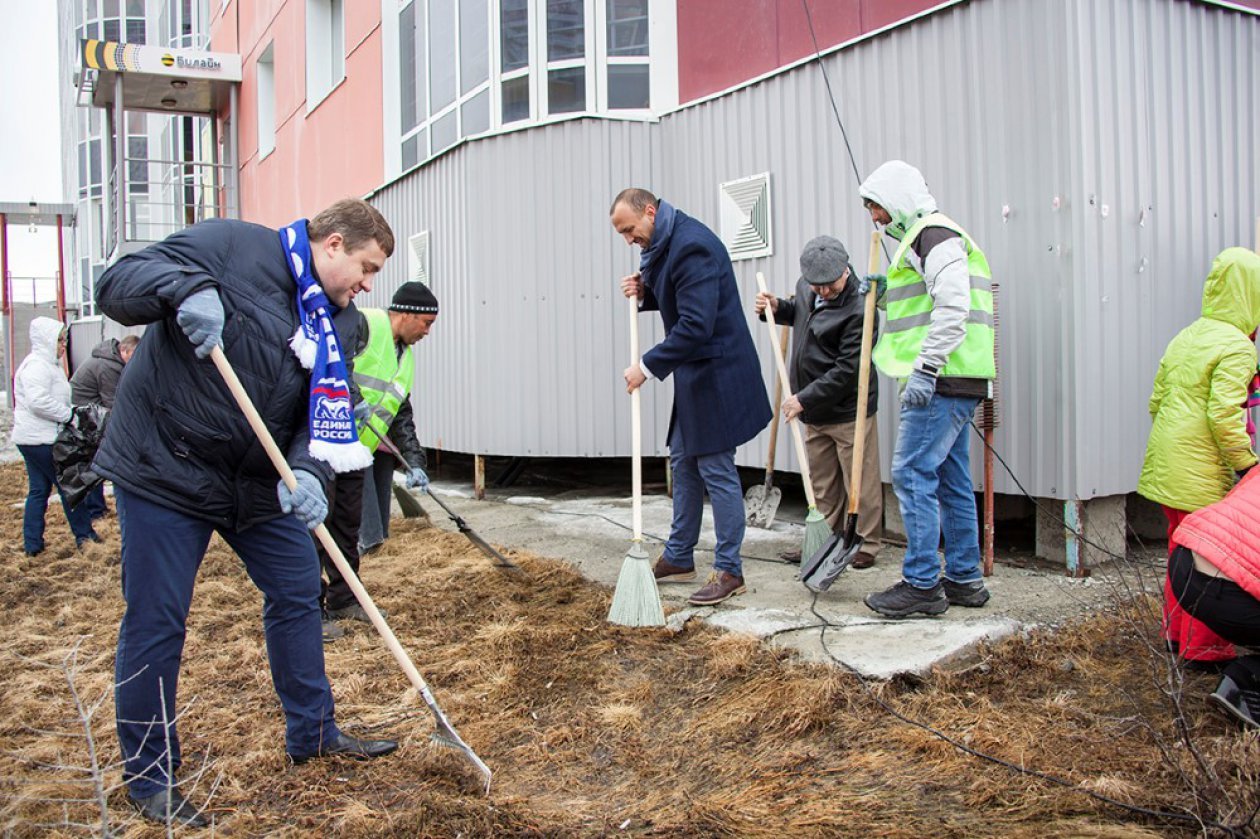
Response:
[405,466,429,491]
[901,369,936,410]
[857,273,887,300]
[353,399,373,425]
[175,288,224,359]
[277,469,328,529]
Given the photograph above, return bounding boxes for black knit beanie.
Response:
[389,281,439,314]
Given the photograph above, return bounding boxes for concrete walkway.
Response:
[409,475,1137,680]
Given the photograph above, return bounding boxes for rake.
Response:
[376,432,525,575]
[209,347,492,794]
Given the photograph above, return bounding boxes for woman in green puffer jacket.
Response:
[1139,247,1260,665]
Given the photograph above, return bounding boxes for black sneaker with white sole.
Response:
[943,579,991,607]
[1208,672,1260,730]
[864,581,949,618]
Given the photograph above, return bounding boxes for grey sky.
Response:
[0,0,66,282]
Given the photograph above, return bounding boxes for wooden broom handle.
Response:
[847,230,882,516]
[755,272,816,507]
[209,346,442,703]
[629,295,643,541]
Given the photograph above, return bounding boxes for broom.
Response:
[608,295,666,627]
[209,347,493,794]
[755,272,830,561]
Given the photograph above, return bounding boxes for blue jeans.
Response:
[358,451,394,553]
[84,483,107,519]
[891,394,982,589]
[17,443,95,553]
[114,488,339,800]
[664,446,745,577]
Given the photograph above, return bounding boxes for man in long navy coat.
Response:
[611,188,772,605]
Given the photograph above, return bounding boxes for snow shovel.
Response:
[208,347,493,794]
[376,432,524,574]
[747,323,791,529]
[801,230,882,593]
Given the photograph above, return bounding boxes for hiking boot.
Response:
[851,553,876,569]
[943,578,990,607]
[778,548,802,564]
[132,788,208,828]
[288,732,399,765]
[321,618,345,642]
[653,557,696,582]
[864,581,949,618]
[327,603,385,623]
[688,571,746,606]
[1208,672,1260,729]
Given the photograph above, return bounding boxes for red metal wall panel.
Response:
[677,0,1260,103]
[677,0,942,102]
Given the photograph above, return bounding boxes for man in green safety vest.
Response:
[318,280,437,640]
[856,160,996,619]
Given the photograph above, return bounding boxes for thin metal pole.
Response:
[55,214,66,322]
[0,213,11,406]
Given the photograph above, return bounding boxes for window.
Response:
[459,0,489,95]
[607,0,647,55]
[400,1,420,133]
[306,0,345,109]
[547,0,584,60]
[391,0,673,174]
[257,43,275,157]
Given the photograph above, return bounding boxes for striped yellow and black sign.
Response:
[80,39,142,72]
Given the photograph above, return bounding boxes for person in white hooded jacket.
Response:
[12,317,99,555]
[856,161,996,618]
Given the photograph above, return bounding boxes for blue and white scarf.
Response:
[280,220,373,473]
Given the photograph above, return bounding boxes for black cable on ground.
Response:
[803,593,1246,836]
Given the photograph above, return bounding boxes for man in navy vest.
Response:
[610,188,772,605]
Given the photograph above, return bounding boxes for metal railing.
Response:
[108,155,237,253]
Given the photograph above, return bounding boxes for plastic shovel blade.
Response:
[800,532,863,593]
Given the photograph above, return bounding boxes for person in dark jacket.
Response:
[94,198,398,828]
[611,188,772,606]
[755,235,883,568]
[69,334,138,518]
[70,335,138,409]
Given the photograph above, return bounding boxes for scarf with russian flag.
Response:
[280,220,373,473]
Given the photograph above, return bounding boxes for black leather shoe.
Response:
[132,788,208,828]
[288,732,399,765]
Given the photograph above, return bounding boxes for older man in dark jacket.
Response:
[94,199,398,827]
[756,236,883,568]
[611,188,772,606]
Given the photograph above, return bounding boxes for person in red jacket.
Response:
[1170,470,1260,729]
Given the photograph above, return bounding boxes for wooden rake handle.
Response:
[846,230,882,516]
[755,272,816,507]
[208,348,445,710]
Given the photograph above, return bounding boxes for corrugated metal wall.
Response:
[366,0,1260,500]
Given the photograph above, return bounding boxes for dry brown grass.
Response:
[0,462,1256,837]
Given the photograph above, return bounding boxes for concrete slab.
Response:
[409,477,1157,680]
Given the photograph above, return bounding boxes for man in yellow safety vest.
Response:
[857,160,996,619]
[318,281,437,639]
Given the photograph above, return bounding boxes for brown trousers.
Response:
[804,417,884,556]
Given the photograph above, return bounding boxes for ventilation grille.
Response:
[408,231,430,285]
[719,173,772,260]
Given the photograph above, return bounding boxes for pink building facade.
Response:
[209,1,385,227]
